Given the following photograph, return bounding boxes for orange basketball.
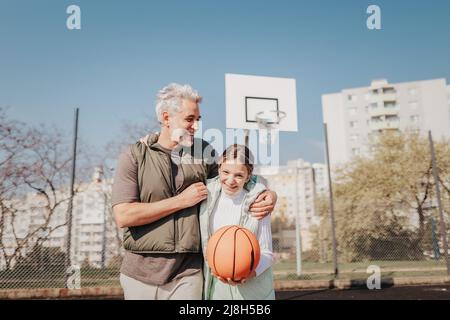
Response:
[206,225,260,282]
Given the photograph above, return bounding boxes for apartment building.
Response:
[322,78,450,169]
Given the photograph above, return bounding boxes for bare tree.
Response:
[0,108,87,270]
[0,107,29,269]
[1,105,159,273]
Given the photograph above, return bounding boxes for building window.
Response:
[371,116,383,123]
[352,148,360,156]
[350,134,359,142]
[386,115,399,122]
[409,101,418,110]
[410,115,420,123]
[348,94,358,102]
[349,121,358,128]
[348,107,357,116]
[384,101,396,108]
[408,88,418,96]
[382,87,396,94]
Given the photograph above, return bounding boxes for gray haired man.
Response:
[112,83,277,300]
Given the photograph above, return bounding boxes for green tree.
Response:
[313,131,450,262]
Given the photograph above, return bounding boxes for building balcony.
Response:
[79,245,102,252]
[369,106,400,117]
[369,90,397,103]
[79,236,97,242]
[370,119,400,131]
[381,92,397,101]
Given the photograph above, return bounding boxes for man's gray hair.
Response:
[155,83,202,123]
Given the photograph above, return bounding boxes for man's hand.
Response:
[249,190,277,220]
[176,182,208,208]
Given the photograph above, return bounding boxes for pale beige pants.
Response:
[120,272,203,300]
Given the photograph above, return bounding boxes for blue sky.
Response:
[1,0,450,164]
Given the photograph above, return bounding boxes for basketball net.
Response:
[255,110,286,145]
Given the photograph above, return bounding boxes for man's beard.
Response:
[171,128,194,147]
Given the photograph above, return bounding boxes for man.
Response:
[112,83,277,300]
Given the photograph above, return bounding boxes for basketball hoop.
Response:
[255,110,286,130]
[255,110,286,144]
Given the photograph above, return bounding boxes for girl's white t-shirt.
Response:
[209,189,273,276]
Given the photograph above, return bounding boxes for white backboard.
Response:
[225,73,298,132]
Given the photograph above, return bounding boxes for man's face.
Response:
[167,99,201,147]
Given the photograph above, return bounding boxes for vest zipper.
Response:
[166,153,178,253]
[175,158,186,253]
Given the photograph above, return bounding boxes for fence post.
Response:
[294,167,302,276]
[324,123,339,277]
[428,131,450,276]
[65,108,79,286]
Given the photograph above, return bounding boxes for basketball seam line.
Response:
[212,225,236,280]
[240,229,256,274]
[232,227,239,282]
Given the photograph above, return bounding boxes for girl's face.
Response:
[219,161,250,196]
